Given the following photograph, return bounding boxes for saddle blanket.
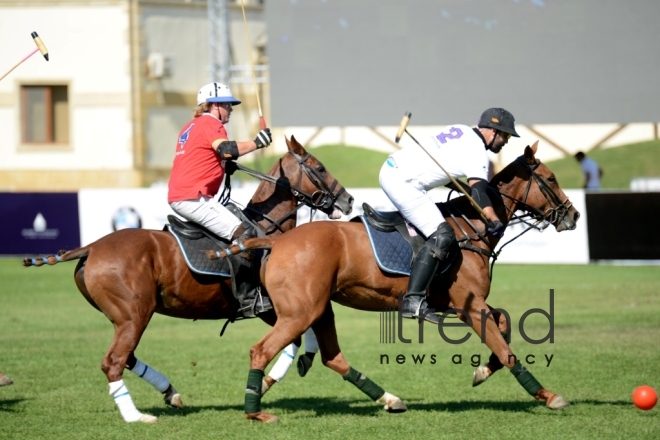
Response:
[359,216,414,276]
[167,225,231,277]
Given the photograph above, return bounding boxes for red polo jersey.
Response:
[168,114,229,203]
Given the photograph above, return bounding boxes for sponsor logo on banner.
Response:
[112,206,143,231]
[21,212,60,239]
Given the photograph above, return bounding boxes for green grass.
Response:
[237,139,660,189]
[544,139,660,189]
[1,260,659,439]
[236,145,389,188]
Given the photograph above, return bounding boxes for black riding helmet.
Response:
[478,108,520,137]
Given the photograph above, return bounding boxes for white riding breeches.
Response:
[170,194,242,240]
[379,160,445,238]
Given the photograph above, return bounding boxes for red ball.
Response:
[632,385,658,411]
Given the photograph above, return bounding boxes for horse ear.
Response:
[289,135,307,155]
[524,140,539,165]
[285,136,292,151]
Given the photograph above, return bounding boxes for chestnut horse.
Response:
[22,136,353,424]
[227,143,580,422]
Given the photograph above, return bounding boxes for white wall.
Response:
[0,5,133,171]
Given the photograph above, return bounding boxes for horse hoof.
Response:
[546,394,571,410]
[472,365,491,387]
[245,411,280,423]
[261,379,270,396]
[138,414,158,424]
[168,393,183,409]
[164,386,184,408]
[377,392,407,413]
[0,374,13,387]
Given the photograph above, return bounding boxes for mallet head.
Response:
[395,112,411,144]
[31,32,49,61]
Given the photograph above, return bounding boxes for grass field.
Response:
[237,139,660,189]
[1,260,659,439]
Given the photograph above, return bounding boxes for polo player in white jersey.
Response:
[379,108,520,324]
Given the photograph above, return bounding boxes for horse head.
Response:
[247,136,353,234]
[281,135,354,219]
[494,141,580,232]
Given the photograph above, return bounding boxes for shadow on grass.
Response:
[0,398,26,412]
[141,396,382,419]
[140,397,634,419]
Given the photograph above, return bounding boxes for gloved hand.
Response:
[487,220,505,238]
[254,128,272,149]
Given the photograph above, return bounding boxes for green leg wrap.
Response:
[342,367,385,401]
[245,369,264,414]
[510,361,543,397]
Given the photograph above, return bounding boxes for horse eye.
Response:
[548,175,556,183]
[317,166,326,173]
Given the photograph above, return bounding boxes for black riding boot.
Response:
[232,257,271,318]
[401,223,456,324]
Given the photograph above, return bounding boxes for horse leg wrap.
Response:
[129,359,169,393]
[267,343,298,382]
[109,379,142,422]
[245,369,264,413]
[510,361,543,397]
[342,367,385,401]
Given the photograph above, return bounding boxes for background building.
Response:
[0,0,268,190]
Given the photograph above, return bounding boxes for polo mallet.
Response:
[239,0,266,130]
[0,32,49,82]
[395,112,492,226]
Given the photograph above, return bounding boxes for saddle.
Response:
[165,203,271,318]
[355,203,458,276]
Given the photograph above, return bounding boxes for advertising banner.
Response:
[299,188,589,264]
[78,186,257,246]
[0,193,81,255]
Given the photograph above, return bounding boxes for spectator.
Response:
[574,151,603,189]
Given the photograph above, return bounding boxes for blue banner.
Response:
[0,193,80,255]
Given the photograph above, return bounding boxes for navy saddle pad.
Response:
[359,216,415,276]
[166,221,231,277]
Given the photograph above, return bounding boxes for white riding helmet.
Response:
[196,82,241,106]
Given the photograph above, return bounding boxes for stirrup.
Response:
[401,295,439,324]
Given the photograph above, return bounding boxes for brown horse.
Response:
[226,142,580,422]
[21,136,353,424]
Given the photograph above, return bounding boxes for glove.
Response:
[254,128,272,149]
[487,220,505,238]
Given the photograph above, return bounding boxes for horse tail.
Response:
[22,246,91,267]
[206,237,275,260]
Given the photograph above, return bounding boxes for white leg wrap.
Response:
[109,379,142,423]
[304,328,319,353]
[268,343,298,382]
[129,359,170,393]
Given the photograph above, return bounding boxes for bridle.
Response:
[498,157,574,229]
[444,155,574,279]
[221,151,345,234]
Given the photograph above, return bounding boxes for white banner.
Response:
[79,187,588,263]
[298,188,589,265]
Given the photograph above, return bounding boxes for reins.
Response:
[220,151,345,235]
[444,157,573,279]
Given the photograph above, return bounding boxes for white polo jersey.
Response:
[387,124,489,189]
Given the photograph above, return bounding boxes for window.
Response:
[21,85,69,144]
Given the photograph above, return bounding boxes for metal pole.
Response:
[208,0,230,85]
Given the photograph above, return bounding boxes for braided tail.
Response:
[206,237,275,260]
[22,246,91,267]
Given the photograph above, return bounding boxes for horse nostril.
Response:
[573,212,580,222]
[348,196,354,206]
